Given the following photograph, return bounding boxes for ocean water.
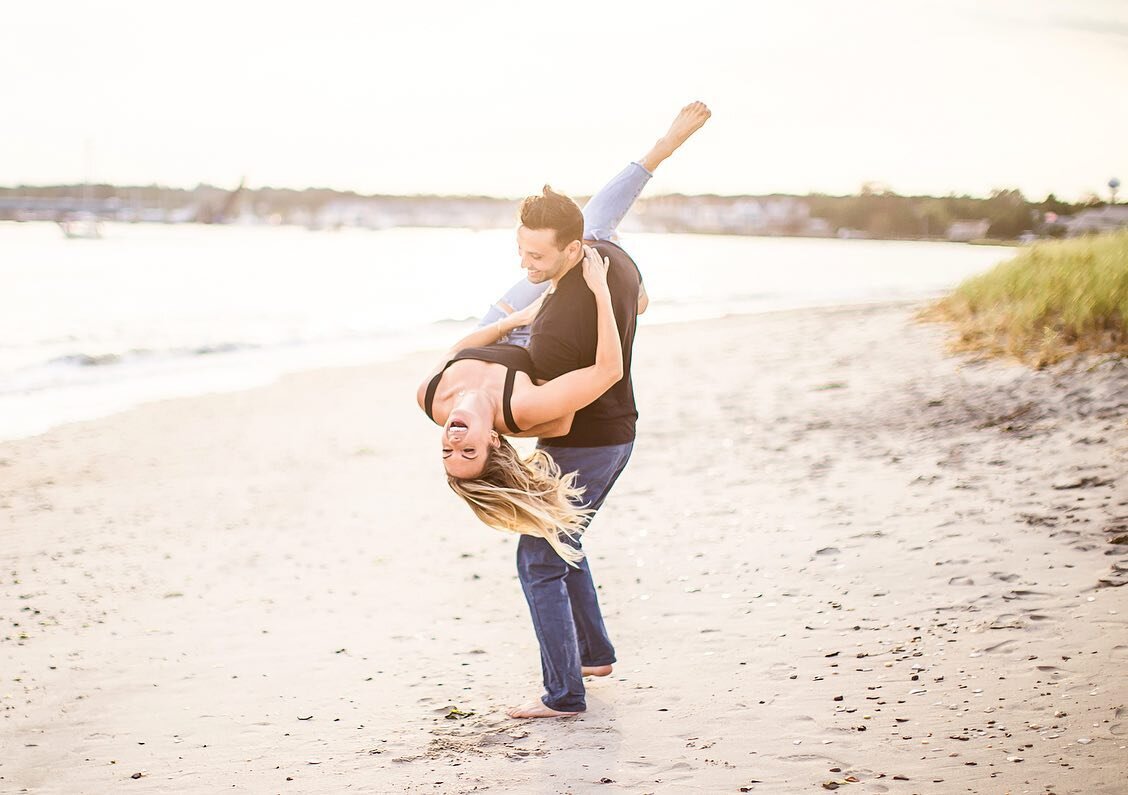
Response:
[0,221,1013,441]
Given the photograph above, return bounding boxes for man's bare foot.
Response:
[639,101,712,172]
[506,700,581,719]
[582,664,613,677]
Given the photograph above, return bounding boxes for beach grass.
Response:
[923,230,1128,367]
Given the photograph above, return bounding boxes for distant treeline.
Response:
[803,186,1090,239]
[0,182,1104,239]
[0,183,509,209]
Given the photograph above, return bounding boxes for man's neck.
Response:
[551,246,586,288]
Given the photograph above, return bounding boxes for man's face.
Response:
[517,226,573,284]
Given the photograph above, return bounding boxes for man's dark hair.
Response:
[519,185,584,250]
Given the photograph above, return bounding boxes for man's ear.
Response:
[564,239,582,259]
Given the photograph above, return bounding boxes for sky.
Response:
[3,0,1126,200]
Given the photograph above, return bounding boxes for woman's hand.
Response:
[503,290,546,331]
[581,244,611,295]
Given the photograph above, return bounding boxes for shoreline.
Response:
[2,301,1125,793]
[0,298,936,445]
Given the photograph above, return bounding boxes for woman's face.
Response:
[442,409,499,479]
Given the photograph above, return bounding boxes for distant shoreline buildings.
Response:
[1,184,1125,242]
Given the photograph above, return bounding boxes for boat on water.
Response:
[58,212,103,239]
[60,139,104,239]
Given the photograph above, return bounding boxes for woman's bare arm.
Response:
[509,247,623,429]
[415,319,512,411]
[415,294,545,411]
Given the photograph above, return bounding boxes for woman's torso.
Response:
[424,344,535,434]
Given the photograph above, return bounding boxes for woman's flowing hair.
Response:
[447,438,590,565]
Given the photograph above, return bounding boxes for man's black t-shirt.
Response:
[527,240,641,448]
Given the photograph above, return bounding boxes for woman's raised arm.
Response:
[508,246,623,429]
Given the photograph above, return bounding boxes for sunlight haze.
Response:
[4,0,1126,200]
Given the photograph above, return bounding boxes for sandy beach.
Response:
[1,301,1126,794]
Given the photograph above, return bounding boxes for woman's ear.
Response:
[489,430,501,449]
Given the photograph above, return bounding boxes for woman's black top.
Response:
[423,344,534,434]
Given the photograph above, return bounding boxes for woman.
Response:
[417,244,621,563]
[416,102,712,563]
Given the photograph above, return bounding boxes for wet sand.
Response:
[1,302,1126,794]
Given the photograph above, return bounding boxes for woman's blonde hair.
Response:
[447,437,590,565]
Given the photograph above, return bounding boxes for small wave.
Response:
[193,342,257,356]
[44,342,260,370]
[49,352,125,367]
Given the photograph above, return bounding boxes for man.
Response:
[505,186,645,719]
[475,102,710,717]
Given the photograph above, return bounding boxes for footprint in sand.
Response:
[987,614,1024,629]
[1002,589,1049,600]
[655,760,695,780]
[767,662,797,680]
[778,752,837,764]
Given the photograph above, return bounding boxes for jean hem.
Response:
[542,695,586,713]
[582,657,616,667]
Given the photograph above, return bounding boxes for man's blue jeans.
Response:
[517,441,634,713]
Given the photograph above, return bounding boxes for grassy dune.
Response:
[925,230,1128,366]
